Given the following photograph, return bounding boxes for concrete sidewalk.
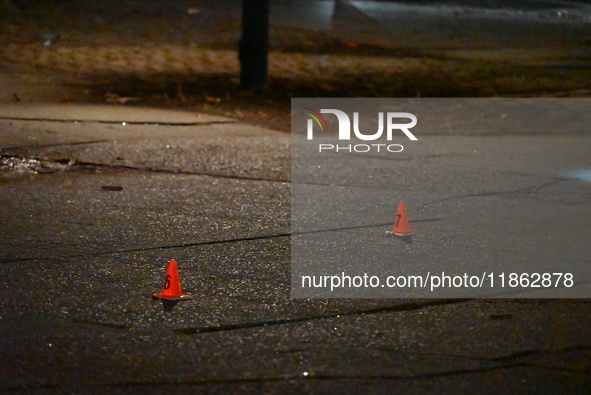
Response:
[1,103,590,393]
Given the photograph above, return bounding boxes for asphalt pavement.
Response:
[0,103,590,393]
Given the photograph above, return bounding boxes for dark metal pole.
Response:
[239,0,269,92]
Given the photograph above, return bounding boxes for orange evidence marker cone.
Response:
[153,259,193,301]
[386,201,417,236]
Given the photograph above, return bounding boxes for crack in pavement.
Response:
[377,344,591,373]
[417,179,569,210]
[9,359,591,392]
[0,233,292,264]
[490,344,591,363]
[0,140,109,153]
[175,299,471,334]
[292,177,572,193]
[74,160,290,183]
[72,320,126,329]
[68,300,471,335]
[292,160,578,191]
[0,153,289,182]
[0,218,443,264]
[0,116,235,126]
[290,218,442,240]
[5,309,589,391]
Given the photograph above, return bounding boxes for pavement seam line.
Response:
[0,219,446,264]
[0,116,235,126]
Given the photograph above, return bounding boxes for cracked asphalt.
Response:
[0,103,590,393]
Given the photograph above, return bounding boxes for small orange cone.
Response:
[386,201,417,236]
[153,259,193,301]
